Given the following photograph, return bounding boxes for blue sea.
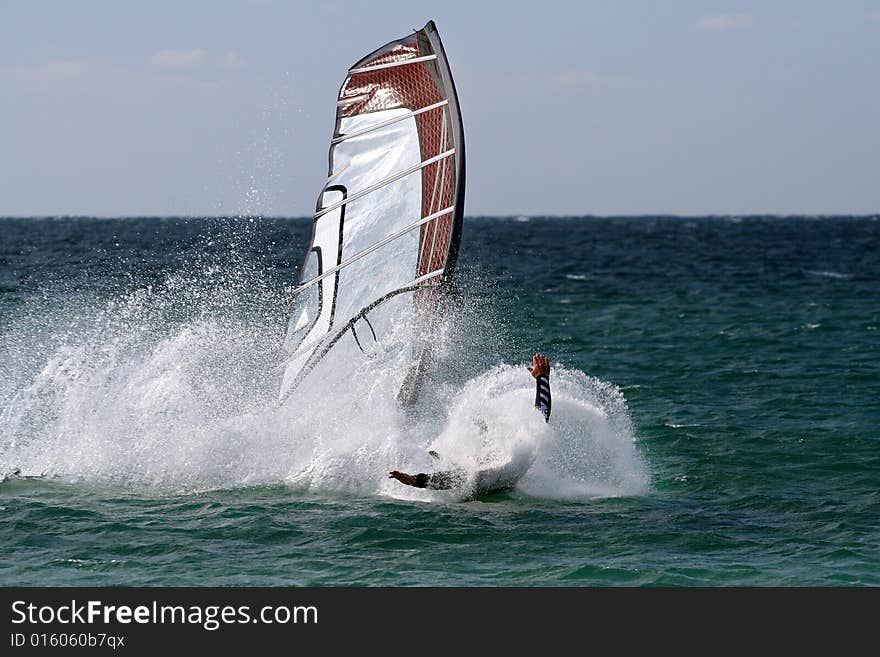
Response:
[1,215,878,585]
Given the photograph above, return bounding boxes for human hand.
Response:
[527,353,550,379]
[389,471,418,486]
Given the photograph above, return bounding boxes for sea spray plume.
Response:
[520,366,649,499]
[376,288,648,501]
[392,363,648,501]
[0,222,294,492]
[0,252,432,495]
[2,218,648,500]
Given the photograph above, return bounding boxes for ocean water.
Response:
[1,215,878,586]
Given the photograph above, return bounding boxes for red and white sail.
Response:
[280,21,465,402]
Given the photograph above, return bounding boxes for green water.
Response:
[1,216,878,585]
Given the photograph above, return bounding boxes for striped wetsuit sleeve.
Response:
[534,374,551,422]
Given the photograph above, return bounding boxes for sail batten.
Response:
[313,149,455,220]
[348,54,438,74]
[280,21,465,403]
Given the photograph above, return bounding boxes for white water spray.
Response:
[1,267,648,500]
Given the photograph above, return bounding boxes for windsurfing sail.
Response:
[279,20,466,404]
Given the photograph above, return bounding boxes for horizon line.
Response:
[2,213,878,221]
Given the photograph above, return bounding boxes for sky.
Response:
[1,0,878,216]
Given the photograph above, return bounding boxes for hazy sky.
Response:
[1,1,878,216]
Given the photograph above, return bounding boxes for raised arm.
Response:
[527,353,551,422]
